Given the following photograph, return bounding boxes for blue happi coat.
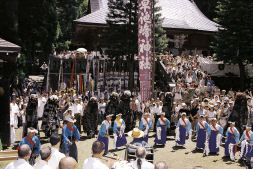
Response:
[62,125,80,149]
[98,120,111,153]
[225,127,240,156]
[18,135,41,157]
[207,123,223,153]
[154,117,170,145]
[139,117,152,142]
[176,117,191,145]
[240,130,253,160]
[196,120,209,149]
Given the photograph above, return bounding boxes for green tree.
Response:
[55,0,88,51]
[0,0,19,44]
[194,0,218,21]
[154,0,168,55]
[18,0,57,72]
[104,0,168,90]
[212,0,253,90]
[104,0,138,90]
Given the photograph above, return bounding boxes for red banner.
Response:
[138,0,153,102]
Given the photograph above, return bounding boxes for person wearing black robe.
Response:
[41,95,60,137]
[23,93,39,137]
[105,92,120,135]
[117,91,135,132]
[85,97,99,138]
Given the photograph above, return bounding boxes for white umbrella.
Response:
[76,48,87,53]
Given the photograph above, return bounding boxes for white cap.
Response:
[27,128,38,134]
[65,116,76,123]
[116,113,122,116]
[181,112,186,116]
[228,121,235,125]
[106,114,113,118]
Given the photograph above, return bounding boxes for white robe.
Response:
[5,158,34,169]
[48,147,65,169]
[10,103,19,128]
[9,106,16,145]
[83,157,109,169]
[34,160,52,169]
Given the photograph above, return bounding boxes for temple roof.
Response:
[74,0,218,32]
[0,38,21,53]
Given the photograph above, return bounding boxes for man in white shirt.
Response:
[34,146,52,169]
[48,134,65,169]
[131,147,154,169]
[83,141,115,169]
[10,97,19,128]
[5,144,33,169]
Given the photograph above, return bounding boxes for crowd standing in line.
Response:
[7,54,253,168]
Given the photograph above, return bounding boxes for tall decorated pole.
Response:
[138,0,153,102]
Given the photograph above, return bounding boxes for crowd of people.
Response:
[6,54,253,168]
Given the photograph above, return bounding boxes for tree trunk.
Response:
[239,61,245,91]
[128,54,134,91]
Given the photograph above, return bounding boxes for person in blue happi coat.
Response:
[154,112,170,146]
[61,116,80,162]
[206,118,223,156]
[175,113,191,146]
[113,113,127,149]
[97,114,113,154]
[224,121,240,161]
[196,115,209,149]
[239,125,253,162]
[139,112,152,143]
[18,127,41,165]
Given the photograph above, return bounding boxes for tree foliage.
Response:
[0,0,19,44]
[212,0,253,89]
[154,0,168,55]
[18,0,58,72]
[194,0,218,21]
[104,0,168,57]
[56,0,88,51]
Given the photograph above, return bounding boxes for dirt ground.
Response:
[0,126,246,169]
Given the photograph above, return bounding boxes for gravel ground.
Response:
[0,126,246,169]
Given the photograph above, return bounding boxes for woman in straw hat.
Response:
[128,128,145,145]
[154,112,170,146]
[97,114,113,154]
[139,112,152,143]
[175,112,192,146]
[113,113,127,149]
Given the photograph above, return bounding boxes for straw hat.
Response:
[128,128,144,138]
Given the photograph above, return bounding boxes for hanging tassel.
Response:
[188,129,192,143]
[204,136,210,156]
[120,125,125,138]
[157,127,162,140]
[229,143,235,161]
[240,140,247,158]
[113,133,117,148]
[175,127,180,141]
[216,133,222,148]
